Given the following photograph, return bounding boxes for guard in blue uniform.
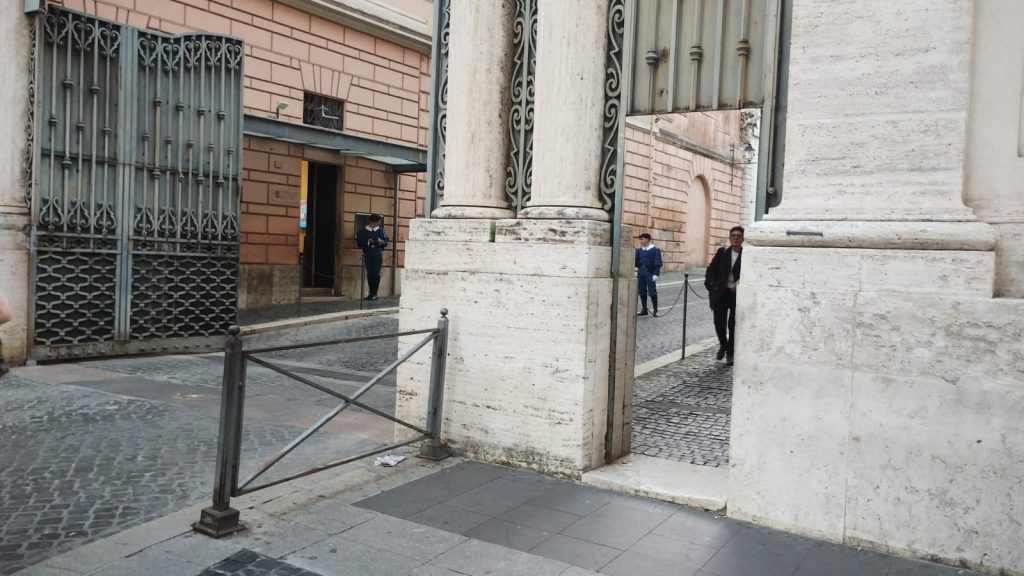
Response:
[635,232,663,317]
[356,214,388,300]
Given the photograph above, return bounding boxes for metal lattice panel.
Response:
[504,0,537,213]
[29,6,243,359]
[33,252,117,345]
[130,255,238,339]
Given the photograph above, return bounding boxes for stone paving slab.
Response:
[350,461,981,576]
[198,549,324,576]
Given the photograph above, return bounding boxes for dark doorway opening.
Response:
[302,163,338,290]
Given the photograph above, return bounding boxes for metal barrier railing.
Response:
[194,309,451,537]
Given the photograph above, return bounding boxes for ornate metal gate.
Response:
[27,6,244,360]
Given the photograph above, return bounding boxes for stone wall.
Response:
[0,13,30,363]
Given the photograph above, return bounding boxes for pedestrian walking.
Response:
[635,232,663,317]
[705,226,743,365]
[356,214,388,300]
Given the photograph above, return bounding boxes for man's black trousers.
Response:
[713,290,736,355]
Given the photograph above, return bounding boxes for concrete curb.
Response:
[582,454,728,513]
[634,337,718,377]
[240,307,399,336]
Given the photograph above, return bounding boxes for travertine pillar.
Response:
[518,0,610,221]
[964,0,1024,297]
[431,1,516,219]
[730,2,1024,574]
[0,14,31,364]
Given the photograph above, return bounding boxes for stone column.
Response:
[729,3,1024,573]
[431,1,516,219]
[964,0,1024,297]
[518,0,610,221]
[0,15,31,364]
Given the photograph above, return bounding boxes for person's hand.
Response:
[731,282,738,293]
[652,275,658,282]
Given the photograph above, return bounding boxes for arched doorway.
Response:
[684,176,711,267]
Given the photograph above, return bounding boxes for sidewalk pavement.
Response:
[16,456,981,576]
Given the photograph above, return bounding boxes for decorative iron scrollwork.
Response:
[25,17,38,206]
[505,0,538,213]
[427,0,450,210]
[600,0,625,212]
[303,93,344,131]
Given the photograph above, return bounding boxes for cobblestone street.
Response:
[631,348,732,467]
[0,314,406,575]
[0,289,724,575]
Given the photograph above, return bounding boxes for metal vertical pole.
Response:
[391,171,399,296]
[419,308,450,460]
[681,273,689,359]
[359,253,366,309]
[194,326,246,537]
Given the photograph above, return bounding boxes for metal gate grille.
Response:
[28,7,244,360]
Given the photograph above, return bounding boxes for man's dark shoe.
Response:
[716,346,726,360]
[364,295,378,301]
[638,309,649,316]
[726,355,734,366]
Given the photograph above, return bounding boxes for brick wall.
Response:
[623,122,743,270]
[54,0,432,149]
[240,137,303,266]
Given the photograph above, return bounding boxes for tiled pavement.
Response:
[199,550,323,576]
[347,461,980,576]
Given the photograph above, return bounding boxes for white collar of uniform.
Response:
[642,243,655,250]
[366,225,379,231]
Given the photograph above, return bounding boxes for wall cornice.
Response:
[279,0,431,53]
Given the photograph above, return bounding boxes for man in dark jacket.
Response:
[356,214,388,300]
[704,226,744,365]
[635,232,663,317]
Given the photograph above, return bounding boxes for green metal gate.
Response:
[27,6,244,360]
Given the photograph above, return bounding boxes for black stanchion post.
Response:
[420,309,451,460]
[681,273,689,360]
[194,326,246,537]
[359,253,366,310]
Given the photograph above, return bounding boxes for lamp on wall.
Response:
[275,102,289,119]
[731,142,756,164]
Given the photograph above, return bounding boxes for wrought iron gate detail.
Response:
[425,0,450,214]
[504,0,537,213]
[600,0,626,213]
[29,7,243,359]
